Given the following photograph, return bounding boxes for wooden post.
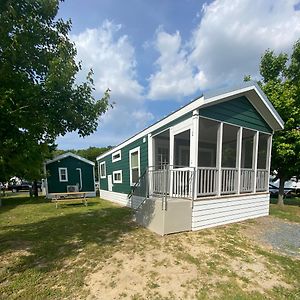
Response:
[169,127,174,197]
[216,122,223,196]
[191,110,199,200]
[236,127,243,194]
[266,134,273,191]
[253,131,259,193]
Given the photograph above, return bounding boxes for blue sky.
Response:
[56,0,300,149]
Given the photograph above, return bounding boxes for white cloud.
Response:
[148,0,300,98]
[190,0,300,89]
[57,20,154,149]
[148,29,200,100]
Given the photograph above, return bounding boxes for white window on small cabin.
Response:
[112,150,121,162]
[129,147,140,186]
[113,170,122,183]
[99,161,106,178]
[59,168,68,182]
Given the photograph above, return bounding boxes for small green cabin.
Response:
[45,152,96,198]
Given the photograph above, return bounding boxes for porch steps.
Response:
[134,197,192,236]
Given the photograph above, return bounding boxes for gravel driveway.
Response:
[244,217,300,258]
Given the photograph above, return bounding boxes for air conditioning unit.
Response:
[67,185,79,192]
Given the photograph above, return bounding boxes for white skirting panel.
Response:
[100,189,130,207]
[192,193,270,231]
[99,189,145,209]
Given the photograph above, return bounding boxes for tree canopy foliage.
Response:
[246,39,300,204]
[0,0,110,183]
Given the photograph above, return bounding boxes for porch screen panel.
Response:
[241,129,256,192]
[174,130,190,167]
[198,118,218,167]
[222,124,238,168]
[257,133,269,169]
[256,133,269,191]
[241,129,255,168]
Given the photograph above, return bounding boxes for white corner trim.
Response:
[112,150,122,163]
[113,170,123,183]
[99,161,106,178]
[129,146,140,186]
[58,167,68,182]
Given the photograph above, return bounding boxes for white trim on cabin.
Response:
[112,150,122,163]
[76,168,82,190]
[58,167,68,182]
[46,152,95,166]
[99,161,106,178]
[96,82,283,162]
[113,170,123,184]
[129,146,140,186]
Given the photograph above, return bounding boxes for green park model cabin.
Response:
[97,82,284,235]
[45,152,96,198]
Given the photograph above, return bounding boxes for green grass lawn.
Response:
[0,196,136,299]
[0,195,299,299]
[270,197,300,223]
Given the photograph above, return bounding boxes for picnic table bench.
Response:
[51,192,88,208]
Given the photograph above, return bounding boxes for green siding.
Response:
[199,96,272,133]
[99,136,148,194]
[46,156,95,193]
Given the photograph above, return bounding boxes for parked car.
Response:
[269,183,293,197]
[8,181,32,192]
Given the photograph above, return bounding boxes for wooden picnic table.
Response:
[51,192,88,208]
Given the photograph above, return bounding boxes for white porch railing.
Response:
[148,166,268,200]
[256,169,268,192]
[197,167,218,196]
[149,169,166,195]
[171,167,194,198]
[221,168,238,194]
[240,168,254,193]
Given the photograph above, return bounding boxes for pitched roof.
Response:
[46,152,95,166]
[97,81,284,161]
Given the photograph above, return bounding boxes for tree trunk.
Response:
[277,177,285,206]
[33,180,38,197]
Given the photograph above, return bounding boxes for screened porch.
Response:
[149,114,271,200]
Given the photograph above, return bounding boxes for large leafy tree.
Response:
[0,0,110,186]
[247,40,300,205]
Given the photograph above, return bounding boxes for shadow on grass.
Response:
[0,202,138,275]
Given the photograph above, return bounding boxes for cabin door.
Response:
[107,175,113,191]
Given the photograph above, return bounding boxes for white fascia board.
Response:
[253,86,284,130]
[46,152,95,166]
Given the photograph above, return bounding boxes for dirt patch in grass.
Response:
[85,223,296,299]
[86,249,198,299]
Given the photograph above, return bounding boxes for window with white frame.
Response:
[112,150,121,162]
[129,147,140,186]
[99,161,106,178]
[113,170,122,183]
[59,168,68,182]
